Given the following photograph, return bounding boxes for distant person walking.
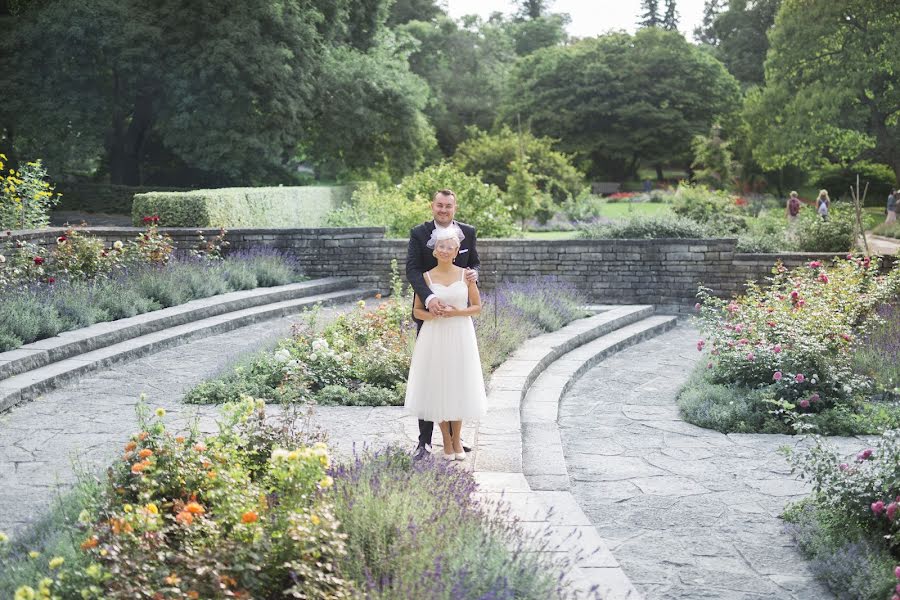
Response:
[786,191,802,224]
[887,189,897,224]
[816,189,830,221]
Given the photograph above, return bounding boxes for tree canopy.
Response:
[748,0,900,183]
[503,28,741,180]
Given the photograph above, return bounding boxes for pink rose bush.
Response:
[786,430,900,597]
[695,256,900,421]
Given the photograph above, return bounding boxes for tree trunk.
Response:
[655,164,664,181]
[108,71,155,185]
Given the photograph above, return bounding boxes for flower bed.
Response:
[680,255,900,435]
[783,432,900,600]
[0,226,302,351]
[185,268,588,406]
[0,400,571,599]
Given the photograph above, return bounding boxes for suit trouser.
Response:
[418,419,456,447]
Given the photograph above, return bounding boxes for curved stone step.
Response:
[0,277,355,381]
[0,286,376,413]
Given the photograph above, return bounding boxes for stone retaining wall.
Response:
[5,227,895,312]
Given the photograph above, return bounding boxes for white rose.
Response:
[312,338,329,352]
[273,349,291,363]
[309,353,318,362]
[0,254,5,263]
[113,240,123,250]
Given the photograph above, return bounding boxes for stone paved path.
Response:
[559,322,868,600]
[0,302,419,537]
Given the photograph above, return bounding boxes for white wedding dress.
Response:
[404,269,487,422]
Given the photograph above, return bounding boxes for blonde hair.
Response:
[818,189,829,201]
[790,191,798,198]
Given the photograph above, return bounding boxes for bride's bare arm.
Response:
[413,294,436,320]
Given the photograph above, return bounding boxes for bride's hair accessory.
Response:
[426,223,465,249]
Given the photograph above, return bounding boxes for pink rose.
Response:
[790,290,799,299]
[707,362,713,369]
[872,500,885,515]
[818,273,829,283]
[735,324,744,333]
[858,449,874,461]
[894,566,900,579]
[809,393,820,403]
[887,502,898,521]
[773,344,782,353]
[839,463,849,471]
[697,340,705,352]
[739,338,749,345]
[808,261,821,268]
[767,320,776,327]
[799,399,810,408]
[773,371,783,381]
[746,353,755,362]
[795,373,805,383]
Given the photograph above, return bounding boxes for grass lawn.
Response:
[594,202,673,219]
[521,230,580,240]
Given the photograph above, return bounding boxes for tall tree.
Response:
[400,15,515,155]
[503,28,741,179]
[515,0,553,20]
[638,0,661,28]
[697,0,781,88]
[748,0,900,183]
[386,0,445,26]
[694,0,725,45]
[506,13,569,55]
[662,0,679,31]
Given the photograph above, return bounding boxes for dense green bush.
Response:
[133,185,356,228]
[326,163,517,237]
[873,220,900,239]
[671,183,746,233]
[793,205,856,252]
[0,157,60,230]
[452,126,585,202]
[812,161,896,206]
[579,214,709,239]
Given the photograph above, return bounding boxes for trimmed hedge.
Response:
[55,183,192,214]
[132,185,357,227]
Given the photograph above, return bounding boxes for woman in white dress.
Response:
[404,224,487,461]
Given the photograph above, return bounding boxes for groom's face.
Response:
[431,193,456,227]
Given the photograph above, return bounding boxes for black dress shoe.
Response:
[463,444,472,453]
[413,443,432,460]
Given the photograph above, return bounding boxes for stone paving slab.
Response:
[559,322,873,600]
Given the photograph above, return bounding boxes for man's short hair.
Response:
[432,189,456,202]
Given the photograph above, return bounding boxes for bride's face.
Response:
[434,239,459,262]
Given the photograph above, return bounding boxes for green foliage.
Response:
[306,44,436,181]
[811,161,896,206]
[505,14,569,56]
[54,183,191,215]
[0,156,60,230]
[400,15,516,155]
[793,206,856,253]
[750,0,900,182]
[579,214,709,239]
[452,126,585,202]
[671,183,745,233]
[132,185,354,228]
[873,220,900,240]
[691,125,734,190]
[677,365,783,433]
[504,157,549,228]
[504,28,741,179]
[327,164,517,237]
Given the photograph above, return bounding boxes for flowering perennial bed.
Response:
[186,269,587,406]
[0,399,572,599]
[0,225,302,351]
[682,255,900,435]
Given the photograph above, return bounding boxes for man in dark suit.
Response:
[406,188,480,459]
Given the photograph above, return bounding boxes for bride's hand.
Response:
[442,306,458,317]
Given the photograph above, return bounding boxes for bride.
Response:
[404,224,487,461]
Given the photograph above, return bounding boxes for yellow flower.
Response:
[85,563,102,579]
[14,585,36,600]
[0,531,8,543]
[155,408,165,417]
[28,551,40,559]
[145,503,159,515]
[123,504,133,513]
[319,476,334,489]
[310,514,320,525]
[37,578,52,592]
[48,556,64,569]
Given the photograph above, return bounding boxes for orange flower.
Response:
[187,592,199,600]
[123,451,133,461]
[164,573,181,586]
[184,501,205,515]
[138,431,150,441]
[138,448,153,458]
[241,511,258,524]
[80,535,99,550]
[175,436,185,444]
[206,470,217,480]
[124,441,137,452]
[175,511,193,526]
[131,460,150,474]
[219,575,237,588]
[193,443,207,452]
[375,293,382,299]
[201,459,212,469]
[109,518,132,535]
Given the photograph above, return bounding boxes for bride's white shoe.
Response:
[454,451,466,461]
[441,451,456,461]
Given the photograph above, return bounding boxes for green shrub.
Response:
[0,297,63,344]
[560,190,605,222]
[872,220,900,239]
[793,205,856,252]
[0,332,22,352]
[579,214,709,239]
[811,161,896,206]
[452,126,585,202]
[677,366,780,433]
[327,164,517,237]
[671,183,744,232]
[0,157,60,230]
[132,185,356,228]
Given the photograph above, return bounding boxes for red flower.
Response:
[33,256,44,265]
[47,277,55,284]
[57,235,67,243]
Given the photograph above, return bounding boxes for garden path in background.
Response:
[863,232,900,256]
[0,301,417,537]
[560,322,869,600]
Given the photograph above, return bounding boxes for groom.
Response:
[406,188,480,459]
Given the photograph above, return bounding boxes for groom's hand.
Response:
[465,268,478,283]
[428,299,448,317]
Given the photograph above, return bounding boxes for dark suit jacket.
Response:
[405,220,480,325]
